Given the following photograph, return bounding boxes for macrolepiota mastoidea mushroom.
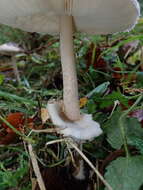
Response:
[0,0,140,140]
[0,42,24,84]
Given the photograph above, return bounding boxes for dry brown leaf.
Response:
[41,108,50,124]
[80,97,88,108]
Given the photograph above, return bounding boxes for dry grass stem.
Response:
[28,143,46,190]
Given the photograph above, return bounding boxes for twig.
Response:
[46,138,67,146]
[28,143,46,190]
[31,128,61,133]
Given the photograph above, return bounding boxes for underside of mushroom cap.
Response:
[47,101,103,141]
[73,0,140,34]
[0,43,24,54]
[0,0,140,34]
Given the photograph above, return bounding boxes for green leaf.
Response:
[0,156,29,188]
[86,81,110,98]
[31,53,46,64]
[0,74,4,85]
[105,110,123,149]
[105,156,143,190]
[0,90,37,106]
[128,137,143,154]
[99,91,129,109]
[105,110,143,149]
[87,99,97,114]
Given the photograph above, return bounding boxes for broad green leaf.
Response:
[105,156,143,190]
[99,91,129,109]
[105,110,123,149]
[105,110,143,149]
[128,137,143,154]
[87,99,97,114]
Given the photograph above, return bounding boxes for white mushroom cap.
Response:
[0,0,140,34]
[0,43,24,55]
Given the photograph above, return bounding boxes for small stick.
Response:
[28,143,46,190]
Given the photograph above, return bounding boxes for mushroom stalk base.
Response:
[47,102,103,141]
[60,15,80,121]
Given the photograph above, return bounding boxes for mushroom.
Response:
[0,0,140,140]
[0,42,24,84]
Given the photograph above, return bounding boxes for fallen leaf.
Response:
[80,97,88,108]
[0,112,33,145]
[41,108,50,124]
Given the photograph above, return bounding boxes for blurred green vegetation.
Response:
[139,0,143,15]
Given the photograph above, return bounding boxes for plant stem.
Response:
[12,56,21,85]
[119,94,143,158]
[60,15,80,121]
[28,144,46,190]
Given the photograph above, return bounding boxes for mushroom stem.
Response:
[12,56,21,85]
[60,15,80,121]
